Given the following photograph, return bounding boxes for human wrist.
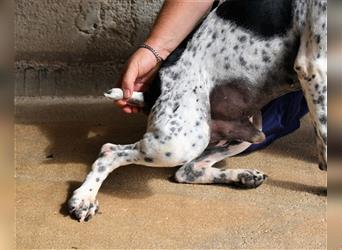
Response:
[144,37,174,60]
[139,44,164,64]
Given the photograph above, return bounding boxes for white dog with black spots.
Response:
[68,0,327,222]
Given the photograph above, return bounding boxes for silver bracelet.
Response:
[139,44,164,63]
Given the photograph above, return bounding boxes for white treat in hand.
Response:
[104,88,124,101]
[104,88,145,107]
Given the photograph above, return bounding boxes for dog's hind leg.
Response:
[294,0,327,170]
[174,141,267,189]
[68,142,144,221]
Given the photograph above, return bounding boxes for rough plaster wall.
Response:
[15,0,163,96]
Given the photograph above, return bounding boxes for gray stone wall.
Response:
[15,0,164,96]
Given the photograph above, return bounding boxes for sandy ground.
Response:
[15,97,327,249]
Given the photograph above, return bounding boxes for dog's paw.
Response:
[68,193,99,222]
[235,169,268,188]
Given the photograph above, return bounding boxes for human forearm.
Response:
[145,0,215,59]
[115,0,214,107]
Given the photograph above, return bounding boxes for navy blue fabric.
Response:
[244,91,308,153]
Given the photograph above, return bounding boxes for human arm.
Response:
[116,0,215,113]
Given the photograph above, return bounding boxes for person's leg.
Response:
[244,91,308,153]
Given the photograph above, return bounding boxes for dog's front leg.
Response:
[294,0,327,170]
[68,143,141,222]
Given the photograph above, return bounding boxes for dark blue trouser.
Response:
[244,91,308,153]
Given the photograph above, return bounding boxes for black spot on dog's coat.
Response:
[319,115,327,124]
[216,0,293,38]
[98,165,106,172]
[262,55,271,63]
[144,157,154,163]
[239,56,247,66]
[238,35,247,42]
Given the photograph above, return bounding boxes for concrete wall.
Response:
[15,0,164,96]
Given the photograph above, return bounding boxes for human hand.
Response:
[115,48,161,113]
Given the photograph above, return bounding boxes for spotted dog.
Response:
[68,0,327,221]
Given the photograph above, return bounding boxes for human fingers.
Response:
[121,62,139,99]
[122,106,133,113]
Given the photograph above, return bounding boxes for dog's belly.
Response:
[208,79,274,144]
[208,70,301,143]
[209,77,300,122]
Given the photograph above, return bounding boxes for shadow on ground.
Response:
[16,100,323,200]
[265,179,326,196]
[15,98,327,249]
[15,100,317,165]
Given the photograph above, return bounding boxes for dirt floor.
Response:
[15,97,327,249]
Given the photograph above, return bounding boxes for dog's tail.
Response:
[104,88,145,107]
